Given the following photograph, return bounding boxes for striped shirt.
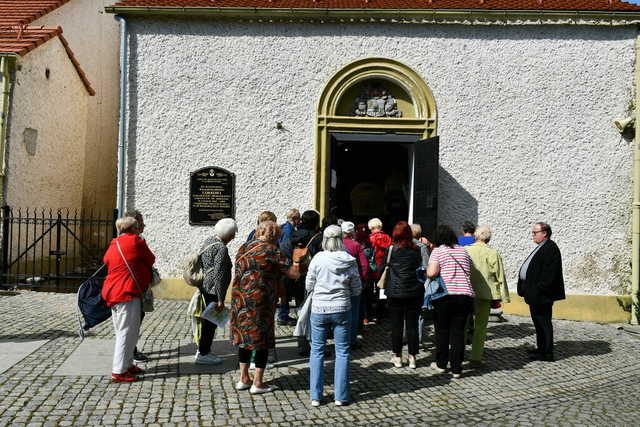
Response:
[429,245,475,297]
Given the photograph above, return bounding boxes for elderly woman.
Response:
[195,218,237,365]
[231,221,300,394]
[427,225,475,379]
[465,225,510,365]
[102,216,156,382]
[383,221,424,369]
[306,225,361,407]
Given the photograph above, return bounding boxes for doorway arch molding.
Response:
[315,57,438,214]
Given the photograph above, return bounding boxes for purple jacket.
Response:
[343,237,369,281]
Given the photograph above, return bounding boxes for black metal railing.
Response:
[1,206,117,291]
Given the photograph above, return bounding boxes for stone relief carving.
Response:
[353,84,402,118]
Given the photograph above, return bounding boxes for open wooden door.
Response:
[412,136,439,236]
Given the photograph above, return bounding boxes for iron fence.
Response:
[1,206,117,290]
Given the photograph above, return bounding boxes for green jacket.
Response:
[465,242,510,302]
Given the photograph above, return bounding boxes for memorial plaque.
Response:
[189,167,235,225]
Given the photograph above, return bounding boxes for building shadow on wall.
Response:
[438,167,478,232]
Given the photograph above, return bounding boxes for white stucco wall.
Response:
[7,38,89,209]
[34,0,120,211]
[125,20,635,296]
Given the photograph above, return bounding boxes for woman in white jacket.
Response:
[306,225,361,407]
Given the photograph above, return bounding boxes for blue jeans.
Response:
[350,296,361,345]
[310,311,351,402]
[277,304,290,321]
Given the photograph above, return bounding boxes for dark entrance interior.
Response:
[330,141,410,232]
[328,132,440,235]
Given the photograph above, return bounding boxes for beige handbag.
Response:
[376,245,393,289]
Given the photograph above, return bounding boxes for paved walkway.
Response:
[0,290,639,426]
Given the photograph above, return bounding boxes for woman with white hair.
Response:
[195,217,238,365]
[102,216,156,382]
[306,225,361,407]
[465,225,510,365]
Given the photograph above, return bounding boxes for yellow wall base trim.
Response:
[152,278,233,302]
[155,278,632,323]
[503,293,632,323]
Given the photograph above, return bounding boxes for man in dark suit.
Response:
[517,222,565,361]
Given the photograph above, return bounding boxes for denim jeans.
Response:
[349,296,361,345]
[310,311,351,402]
[277,304,290,321]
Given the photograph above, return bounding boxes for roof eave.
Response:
[103,6,640,24]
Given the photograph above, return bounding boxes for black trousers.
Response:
[529,303,554,355]
[388,296,423,356]
[199,292,219,355]
[432,295,474,374]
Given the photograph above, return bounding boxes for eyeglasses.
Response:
[531,230,544,235]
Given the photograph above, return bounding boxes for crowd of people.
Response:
[98,208,566,407]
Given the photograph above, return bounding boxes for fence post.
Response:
[55,210,62,289]
[1,205,9,284]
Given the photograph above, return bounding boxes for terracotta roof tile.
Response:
[0,25,95,96]
[0,1,72,26]
[108,0,640,11]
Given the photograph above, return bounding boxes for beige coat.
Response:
[465,242,510,302]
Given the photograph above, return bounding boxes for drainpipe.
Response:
[0,56,14,205]
[115,15,127,217]
[632,34,640,325]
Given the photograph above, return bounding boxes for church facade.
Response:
[107,0,640,322]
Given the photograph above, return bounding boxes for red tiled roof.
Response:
[0,25,95,95]
[0,1,71,26]
[109,0,640,12]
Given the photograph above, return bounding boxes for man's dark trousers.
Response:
[529,303,553,355]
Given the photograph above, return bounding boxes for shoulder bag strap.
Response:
[305,232,322,249]
[116,237,144,295]
[447,251,469,277]
[235,242,269,265]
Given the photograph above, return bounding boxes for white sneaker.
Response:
[452,373,462,379]
[430,362,446,373]
[390,356,402,368]
[311,400,321,407]
[408,355,417,369]
[235,381,252,391]
[334,400,346,406]
[195,351,223,365]
[249,384,277,394]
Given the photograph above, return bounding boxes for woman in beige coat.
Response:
[465,225,510,365]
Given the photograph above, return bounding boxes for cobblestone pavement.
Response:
[0,290,639,426]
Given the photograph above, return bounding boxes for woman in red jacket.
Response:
[102,216,156,382]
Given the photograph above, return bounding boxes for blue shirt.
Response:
[458,236,475,246]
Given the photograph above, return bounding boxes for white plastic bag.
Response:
[201,303,230,328]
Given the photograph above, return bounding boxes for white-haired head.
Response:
[116,216,138,234]
[341,221,355,237]
[474,225,492,243]
[368,218,383,231]
[214,218,238,243]
[322,225,344,252]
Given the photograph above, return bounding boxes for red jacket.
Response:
[102,233,156,307]
[369,230,391,279]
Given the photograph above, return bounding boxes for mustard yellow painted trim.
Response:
[315,58,438,214]
[152,278,233,303]
[503,293,632,324]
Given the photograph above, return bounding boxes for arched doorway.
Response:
[315,58,439,233]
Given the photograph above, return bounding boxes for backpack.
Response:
[365,246,378,273]
[292,232,321,271]
[182,243,217,287]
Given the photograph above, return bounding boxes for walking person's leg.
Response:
[197,293,219,359]
[332,311,351,404]
[237,347,253,386]
[349,295,360,345]
[529,304,545,352]
[134,310,147,362]
[449,296,474,375]
[251,349,269,388]
[432,296,452,370]
[535,303,554,357]
[112,298,141,379]
[470,299,491,363]
[309,313,328,402]
[405,297,421,357]
[387,298,404,358]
